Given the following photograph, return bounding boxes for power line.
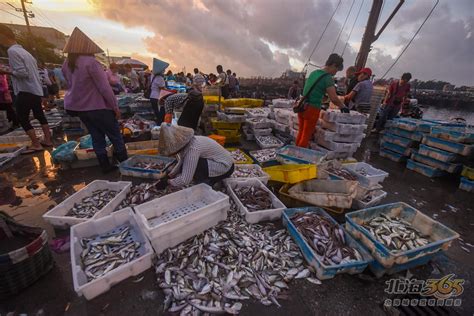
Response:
[0,7,23,20]
[381,0,439,79]
[342,0,365,57]
[33,6,67,32]
[332,0,356,53]
[304,0,342,69]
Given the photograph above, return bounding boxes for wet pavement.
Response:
[0,134,473,315]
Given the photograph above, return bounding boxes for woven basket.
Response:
[0,212,54,299]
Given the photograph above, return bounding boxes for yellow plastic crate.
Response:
[210,118,242,130]
[225,135,241,144]
[263,164,317,184]
[227,148,253,164]
[221,98,263,108]
[203,95,222,104]
[125,140,159,156]
[217,129,240,138]
[462,166,474,180]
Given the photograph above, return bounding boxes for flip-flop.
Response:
[21,147,44,155]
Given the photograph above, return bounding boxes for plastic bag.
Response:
[52,141,78,163]
[79,134,111,149]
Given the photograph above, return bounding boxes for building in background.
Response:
[5,23,67,55]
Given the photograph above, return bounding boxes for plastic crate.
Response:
[381,141,412,157]
[309,143,355,160]
[271,98,293,108]
[226,178,286,223]
[273,121,289,133]
[125,140,159,156]
[216,111,246,123]
[352,190,387,209]
[225,134,241,144]
[208,134,225,146]
[411,151,462,174]
[249,148,278,164]
[459,177,474,192]
[250,127,273,136]
[245,108,270,118]
[430,126,474,144]
[282,207,373,280]
[390,128,424,142]
[216,129,240,138]
[406,159,447,178]
[343,162,389,188]
[242,128,255,141]
[226,148,253,164]
[276,145,326,165]
[74,143,113,160]
[263,164,317,184]
[210,118,242,130]
[461,166,474,180]
[226,164,270,184]
[119,155,175,179]
[70,208,153,300]
[255,135,284,149]
[345,202,459,269]
[43,180,132,228]
[317,138,360,153]
[379,148,407,163]
[0,144,26,157]
[418,144,460,163]
[422,135,474,156]
[320,120,367,134]
[315,128,365,144]
[134,184,229,251]
[320,110,367,124]
[394,118,418,131]
[381,133,416,147]
[245,118,272,129]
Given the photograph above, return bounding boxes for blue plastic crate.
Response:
[119,155,176,179]
[406,159,447,178]
[382,133,416,147]
[379,148,407,163]
[422,135,474,156]
[411,151,462,174]
[394,118,418,131]
[459,177,474,192]
[381,141,412,157]
[369,252,440,278]
[276,145,326,165]
[282,207,373,280]
[345,202,459,269]
[418,144,460,163]
[416,121,439,133]
[390,128,424,142]
[430,125,474,144]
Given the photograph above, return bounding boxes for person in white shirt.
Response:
[216,65,229,98]
[125,64,140,93]
[148,58,169,124]
[0,24,52,153]
[193,68,205,88]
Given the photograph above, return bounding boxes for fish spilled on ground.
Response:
[291,212,362,265]
[231,166,265,179]
[133,161,165,170]
[362,213,430,252]
[251,149,277,163]
[80,226,141,281]
[67,189,118,218]
[154,202,320,313]
[233,186,273,212]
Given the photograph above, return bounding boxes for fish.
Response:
[67,189,118,218]
[255,135,282,146]
[229,149,249,163]
[117,183,191,209]
[231,165,265,178]
[250,149,277,163]
[133,161,166,170]
[232,186,274,212]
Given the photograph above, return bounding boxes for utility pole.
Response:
[20,0,33,35]
[354,0,405,70]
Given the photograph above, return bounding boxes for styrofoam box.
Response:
[74,143,113,160]
[250,127,273,136]
[343,162,389,188]
[43,180,132,228]
[320,110,367,124]
[317,138,360,152]
[226,164,270,185]
[316,128,365,144]
[134,184,229,242]
[272,98,293,108]
[320,120,367,134]
[70,208,153,300]
[226,178,286,224]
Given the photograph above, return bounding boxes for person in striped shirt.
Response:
[158,124,234,188]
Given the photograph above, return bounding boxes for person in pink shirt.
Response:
[62,27,127,173]
[106,63,124,95]
[0,72,19,129]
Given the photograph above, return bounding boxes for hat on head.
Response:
[158,123,194,156]
[355,67,372,77]
[63,27,103,54]
[153,58,169,75]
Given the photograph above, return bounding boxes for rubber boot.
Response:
[114,150,129,163]
[97,154,117,174]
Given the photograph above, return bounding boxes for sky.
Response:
[0,0,473,85]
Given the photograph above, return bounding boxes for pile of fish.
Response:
[291,212,362,265]
[326,167,358,181]
[256,135,283,146]
[67,189,118,218]
[353,166,369,177]
[155,203,320,313]
[231,166,265,178]
[133,161,165,170]
[233,186,273,212]
[117,182,187,209]
[362,213,431,252]
[80,226,141,281]
[246,117,268,124]
[250,149,277,163]
[246,108,269,117]
[229,149,249,163]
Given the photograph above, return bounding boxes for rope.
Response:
[331,0,356,53]
[342,0,365,57]
[380,0,439,79]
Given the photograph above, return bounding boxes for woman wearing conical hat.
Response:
[61,27,128,173]
[156,124,234,188]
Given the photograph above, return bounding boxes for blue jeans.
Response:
[76,109,126,156]
[376,104,400,131]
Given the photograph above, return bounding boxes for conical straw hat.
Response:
[158,123,194,156]
[63,27,103,54]
[153,58,169,75]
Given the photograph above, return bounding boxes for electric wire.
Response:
[342,0,365,56]
[331,0,356,53]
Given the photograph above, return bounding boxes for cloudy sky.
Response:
[1,0,473,85]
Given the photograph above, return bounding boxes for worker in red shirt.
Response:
[374,72,412,132]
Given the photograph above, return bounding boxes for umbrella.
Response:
[116,58,148,68]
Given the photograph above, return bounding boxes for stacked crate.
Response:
[407,125,473,178]
[311,110,367,160]
[272,108,294,145]
[243,116,273,141]
[210,118,242,144]
[460,165,474,192]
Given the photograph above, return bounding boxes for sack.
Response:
[51,141,78,163]
[293,72,330,113]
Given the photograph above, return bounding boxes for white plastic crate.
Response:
[310,142,355,160]
[70,208,153,300]
[245,108,270,118]
[256,135,284,149]
[320,110,367,124]
[315,128,365,144]
[272,98,293,108]
[343,162,389,188]
[317,138,360,152]
[42,180,132,228]
[273,121,289,133]
[320,120,367,134]
[274,109,293,124]
[217,111,246,123]
[245,118,272,129]
[226,164,270,184]
[226,178,286,223]
[134,184,229,248]
[74,143,113,160]
[352,190,387,209]
[250,127,272,136]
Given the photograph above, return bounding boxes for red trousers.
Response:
[296,106,320,148]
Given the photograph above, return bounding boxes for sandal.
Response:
[21,147,44,155]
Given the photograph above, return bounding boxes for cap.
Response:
[355,67,372,77]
